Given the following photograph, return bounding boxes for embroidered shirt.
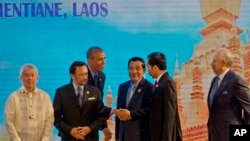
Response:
[4,86,54,141]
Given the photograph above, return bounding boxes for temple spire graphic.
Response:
[181,0,248,140]
[174,55,186,127]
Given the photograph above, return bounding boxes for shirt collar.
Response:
[218,68,229,81]
[20,86,38,94]
[87,65,98,78]
[130,80,140,88]
[155,72,165,83]
[72,82,84,94]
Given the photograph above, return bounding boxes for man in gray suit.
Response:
[53,61,106,141]
[208,48,250,141]
[114,57,153,141]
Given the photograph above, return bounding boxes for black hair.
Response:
[69,61,86,74]
[128,57,146,69]
[86,46,104,59]
[147,52,167,70]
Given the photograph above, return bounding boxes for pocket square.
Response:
[222,91,228,95]
[88,97,96,100]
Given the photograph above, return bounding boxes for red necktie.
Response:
[153,80,158,92]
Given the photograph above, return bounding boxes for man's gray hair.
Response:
[217,48,234,67]
[19,63,39,76]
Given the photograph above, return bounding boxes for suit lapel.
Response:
[127,79,145,108]
[207,77,217,109]
[211,70,233,108]
[87,67,105,97]
[67,84,82,109]
[158,72,167,84]
[82,85,92,106]
[121,82,130,108]
[153,72,167,94]
[79,85,95,115]
[87,68,94,85]
[98,72,105,89]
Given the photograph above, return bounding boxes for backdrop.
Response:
[0,0,250,140]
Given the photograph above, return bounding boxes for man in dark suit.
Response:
[146,52,182,141]
[207,48,250,141]
[86,46,112,140]
[53,61,106,141]
[114,57,153,141]
[86,46,106,98]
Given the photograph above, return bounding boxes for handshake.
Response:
[112,108,132,121]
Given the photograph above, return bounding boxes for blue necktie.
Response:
[209,76,219,107]
[126,84,136,107]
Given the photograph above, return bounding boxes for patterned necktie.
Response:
[209,76,220,107]
[77,87,83,107]
[126,84,136,107]
[152,80,158,92]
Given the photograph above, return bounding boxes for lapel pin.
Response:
[138,89,141,93]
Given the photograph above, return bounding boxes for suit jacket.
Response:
[115,78,153,141]
[53,83,106,141]
[149,72,182,141]
[87,68,105,98]
[87,68,111,120]
[207,70,250,141]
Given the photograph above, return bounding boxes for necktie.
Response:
[152,80,158,92]
[209,76,220,107]
[126,84,136,107]
[94,74,99,88]
[77,87,83,107]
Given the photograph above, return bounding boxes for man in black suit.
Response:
[86,46,112,140]
[208,48,250,141]
[146,52,182,141]
[114,57,153,141]
[86,46,106,98]
[53,61,106,141]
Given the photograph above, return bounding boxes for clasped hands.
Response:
[70,126,91,140]
[113,108,132,121]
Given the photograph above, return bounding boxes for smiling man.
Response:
[86,46,113,140]
[5,64,54,141]
[114,56,153,141]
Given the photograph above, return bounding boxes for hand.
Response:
[113,109,132,121]
[119,109,132,121]
[77,126,91,137]
[70,127,85,140]
[103,127,112,141]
